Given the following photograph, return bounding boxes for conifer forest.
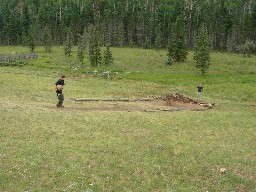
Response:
[0,0,255,51]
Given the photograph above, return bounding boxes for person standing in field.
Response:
[197,84,203,101]
[55,75,65,107]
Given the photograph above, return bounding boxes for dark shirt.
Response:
[55,79,65,94]
[197,86,203,92]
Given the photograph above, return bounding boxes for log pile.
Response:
[163,93,214,109]
[164,93,194,104]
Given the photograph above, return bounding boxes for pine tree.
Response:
[155,25,163,50]
[88,25,102,67]
[77,35,85,66]
[166,51,173,66]
[64,28,73,57]
[168,16,188,62]
[25,22,38,52]
[42,24,52,53]
[77,28,88,67]
[103,44,113,66]
[194,25,211,75]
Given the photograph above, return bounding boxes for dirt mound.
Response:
[164,93,195,104]
[152,93,214,109]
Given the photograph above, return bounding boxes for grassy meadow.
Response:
[0,46,256,191]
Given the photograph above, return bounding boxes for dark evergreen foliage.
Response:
[0,0,255,51]
[194,25,211,75]
[168,16,188,62]
[42,24,52,53]
[103,45,113,66]
[88,25,102,67]
[64,28,73,57]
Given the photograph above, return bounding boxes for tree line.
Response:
[0,0,255,52]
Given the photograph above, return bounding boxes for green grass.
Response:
[0,46,256,191]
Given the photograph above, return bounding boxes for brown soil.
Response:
[51,93,214,112]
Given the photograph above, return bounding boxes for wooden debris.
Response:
[139,98,151,101]
[75,98,100,101]
[145,109,161,112]
[75,98,131,102]
[165,93,194,106]
[220,168,227,173]
[164,93,214,109]
[75,93,215,110]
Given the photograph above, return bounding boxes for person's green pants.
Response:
[57,93,64,107]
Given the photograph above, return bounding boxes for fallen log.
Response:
[75,98,100,101]
[75,98,130,102]
[75,97,153,102]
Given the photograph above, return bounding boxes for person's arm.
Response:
[54,80,59,90]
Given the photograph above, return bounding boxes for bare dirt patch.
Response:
[52,93,214,112]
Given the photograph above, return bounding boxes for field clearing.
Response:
[0,47,256,191]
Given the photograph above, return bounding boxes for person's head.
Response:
[61,75,65,79]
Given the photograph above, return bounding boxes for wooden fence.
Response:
[0,52,38,63]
